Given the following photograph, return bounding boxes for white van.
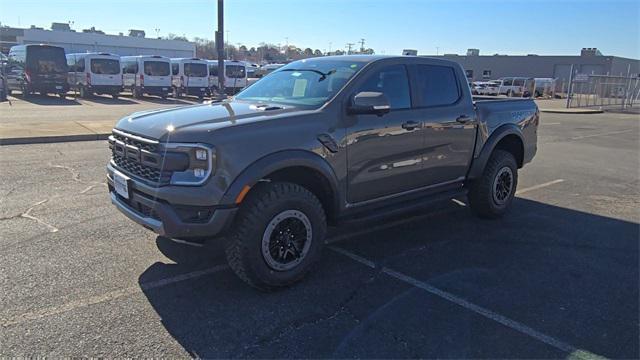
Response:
[207,60,247,95]
[170,58,209,99]
[66,53,122,98]
[496,77,534,97]
[121,55,171,99]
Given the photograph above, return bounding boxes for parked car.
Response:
[495,77,534,97]
[6,44,69,98]
[207,60,248,95]
[66,53,123,99]
[473,81,500,96]
[107,55,538,290]
[170,58,209,99]
[121,55,172,99]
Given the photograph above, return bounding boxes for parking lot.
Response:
[0,108,638,358]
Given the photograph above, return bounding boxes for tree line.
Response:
[163,33,375,63]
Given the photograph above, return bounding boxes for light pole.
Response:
[216,0,226,99]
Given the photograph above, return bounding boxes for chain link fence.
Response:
[567,74,640,110]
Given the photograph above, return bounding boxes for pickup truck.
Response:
[107,55,538,290]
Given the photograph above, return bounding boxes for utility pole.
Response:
[359,38,365,53]
[216,0,225,99]
[346,43,354,55]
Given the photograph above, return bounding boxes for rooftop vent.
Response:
[51,22,71,31]
[466,48,480,56]
[581,48,602,56]
[128,29,146,38]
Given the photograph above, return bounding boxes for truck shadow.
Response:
[75,94,138,105]
[138,198,639,358]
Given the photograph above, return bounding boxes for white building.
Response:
[1,26,195,58]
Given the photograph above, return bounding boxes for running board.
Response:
[338,188,468,225]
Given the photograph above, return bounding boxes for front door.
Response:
[346,64,426,204]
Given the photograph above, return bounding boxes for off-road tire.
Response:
[468,150,518,219]
[225,182,327,291]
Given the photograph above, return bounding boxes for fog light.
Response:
[194,168,206,178]
[195,149,207,160]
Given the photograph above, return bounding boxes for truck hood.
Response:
[113,100,307,142]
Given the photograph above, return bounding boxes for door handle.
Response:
[456,115,472,124]
[401,121,420,131]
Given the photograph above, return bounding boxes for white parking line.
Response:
[516,179,565,195]
[1,264,229,328]
[570,129,633,140]
[330,246,601,359]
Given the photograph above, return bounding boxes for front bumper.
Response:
[107,170,237,239]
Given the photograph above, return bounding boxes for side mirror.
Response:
[348,91,390,116]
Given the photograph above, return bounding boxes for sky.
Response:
[1,0,638,58]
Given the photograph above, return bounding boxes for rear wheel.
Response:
[58,92,66,99]
[132,86,142,99]
[225,182,327,291]
[468,150,518,219]
[20,85,30,98]
[79,85,88,98]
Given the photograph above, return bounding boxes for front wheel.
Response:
[225,182,327,291]
[467,150,518,219]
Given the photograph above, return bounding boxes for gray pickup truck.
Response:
[107,55,538,290]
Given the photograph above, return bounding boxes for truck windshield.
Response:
[143,61,170,76]
[91,59,120,74]
[235,60,362,107]
[184,63,207,77]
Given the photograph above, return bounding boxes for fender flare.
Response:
[467,124,524,179]
[221,150,340,211]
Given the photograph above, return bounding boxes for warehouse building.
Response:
[0,24,195,58]
[422,48,639,85]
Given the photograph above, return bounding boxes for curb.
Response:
[539,108,603,114]
[0,133,110,146]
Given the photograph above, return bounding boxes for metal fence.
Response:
[567,74,640,109]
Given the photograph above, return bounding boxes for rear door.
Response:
[89,57,121,86]
[142,60,171,87]
[408,62,477,186]
[184,62,208,88]
[345,63,427,203]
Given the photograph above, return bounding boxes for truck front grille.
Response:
[109,130,171,184]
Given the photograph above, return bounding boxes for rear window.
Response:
[27,46,67,74]
[90,58,120,74]
[414,65,460,107]
[226,65,246,78]
[143,61,170,76]
[184,63,207,77]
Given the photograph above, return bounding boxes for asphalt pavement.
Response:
[0,111,638,358]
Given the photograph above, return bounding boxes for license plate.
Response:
[55,86,62,90]
[113,171,130,199]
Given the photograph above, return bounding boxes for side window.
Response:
[482,70,491,79]
[66,56,74,71]
[502,78,513,86]
[77,57,85,72]
[414,65,460,107]
[172,63,179,75]
[514,78,524,86]
[356,64,411,110]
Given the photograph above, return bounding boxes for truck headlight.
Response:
[164,144,215,186]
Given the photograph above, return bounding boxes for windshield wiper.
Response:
[281,68,336,82]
